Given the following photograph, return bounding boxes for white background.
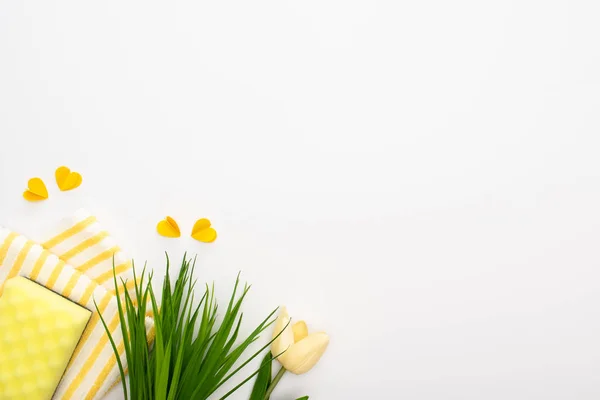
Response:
[1,1,600,399]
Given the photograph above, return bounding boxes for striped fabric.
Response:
[0,211,154,400]
[43,210,138,297]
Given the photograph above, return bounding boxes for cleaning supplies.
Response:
[0,277,91,400]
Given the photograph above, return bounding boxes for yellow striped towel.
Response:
[0,211,154,400]
[42,209,143,299]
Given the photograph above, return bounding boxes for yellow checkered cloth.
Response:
[0,210,153,400]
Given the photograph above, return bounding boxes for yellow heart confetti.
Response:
[191,218,217,243]
[157,216,181,238]
[23,178,48,201]
[55,166,83,191]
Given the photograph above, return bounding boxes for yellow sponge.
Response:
[0,277,91,400]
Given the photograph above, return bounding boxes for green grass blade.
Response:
[95,297,128,400]
[249,352,272,400]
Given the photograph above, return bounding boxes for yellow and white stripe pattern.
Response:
[43,210,138,298]
[0,211,154,400]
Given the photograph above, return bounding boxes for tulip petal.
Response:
[292,321,309,342]
[280,332,329,375]
[271,307,294,357]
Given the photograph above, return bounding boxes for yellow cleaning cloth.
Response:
[41,210,140,298]
[39,210,155,398]
[0,211,154,400]
[0,277,91,400]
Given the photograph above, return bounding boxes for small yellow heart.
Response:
[55,166,82,191]
[157,216,181,238]
[191,218,217,243]
[23,178,48,201]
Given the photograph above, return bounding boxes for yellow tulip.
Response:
[271,307,329,375]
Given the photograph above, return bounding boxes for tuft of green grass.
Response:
[96,254,282,400]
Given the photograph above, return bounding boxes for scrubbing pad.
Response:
[0,277,91,400]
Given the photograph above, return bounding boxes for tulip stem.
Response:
[264,366,287,399]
